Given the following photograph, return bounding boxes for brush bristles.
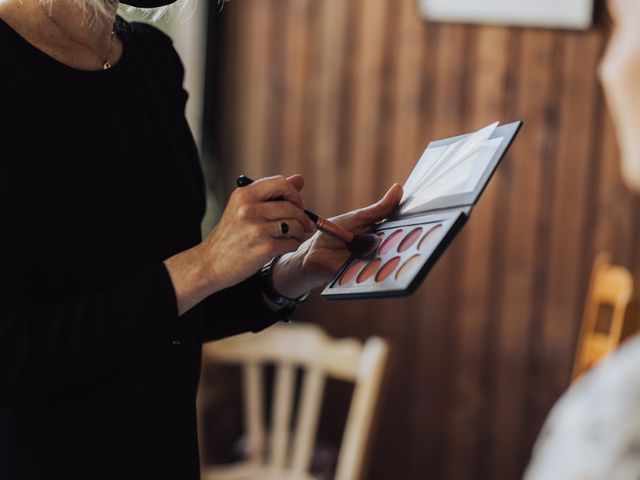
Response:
[347,234,382,258]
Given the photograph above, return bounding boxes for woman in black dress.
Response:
[0,0,403,478]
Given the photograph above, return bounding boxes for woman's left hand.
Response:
[272,183,404,299]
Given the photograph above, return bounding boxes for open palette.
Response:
[321,121,522,300]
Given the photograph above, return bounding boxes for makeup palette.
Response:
[322,121,522,300]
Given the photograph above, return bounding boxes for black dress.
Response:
[0,15,285,479]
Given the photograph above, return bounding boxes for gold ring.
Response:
[279,221,289,236]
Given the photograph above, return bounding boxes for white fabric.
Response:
[525,334,640,480]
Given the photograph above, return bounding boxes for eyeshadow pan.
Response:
[398,227,423,253]
[376,257,401,283]
[418,224,443,251]
[379,230,403,255]
[339,260,366,286]
[396,254,422,280]
[357,258,382,284]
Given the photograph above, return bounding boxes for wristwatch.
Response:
[260,257,310,309]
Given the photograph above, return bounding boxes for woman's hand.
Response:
[272,183,404,299]
[164,175,315,315]
[200,174,316,289]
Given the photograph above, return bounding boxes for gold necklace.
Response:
[39,3,116,70]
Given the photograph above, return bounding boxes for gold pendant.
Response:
[103,62,111,70]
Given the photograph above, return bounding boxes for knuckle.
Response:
[276,204,291,218]
[236,204,254,220]
[267,202,285,218]
[355,208,374,223]
[232,188,250,205]
[277,176,290,190]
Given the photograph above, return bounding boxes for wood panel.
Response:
[489,29,557,479]
[204,1,640,479]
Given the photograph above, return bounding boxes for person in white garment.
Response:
[524,1,640,479]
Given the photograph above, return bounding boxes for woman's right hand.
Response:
[164,174,316,316]
[200,174,316,290]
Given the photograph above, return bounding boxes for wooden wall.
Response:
[202,1,640,479]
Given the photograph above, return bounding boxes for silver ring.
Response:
[278,221,289,236]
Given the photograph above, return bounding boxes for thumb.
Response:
[286,174,305,192]
[358,183,403,223]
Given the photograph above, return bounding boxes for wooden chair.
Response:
[572,253,634,380]
[200,323,389,480]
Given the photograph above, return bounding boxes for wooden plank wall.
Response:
[204,1,640,478]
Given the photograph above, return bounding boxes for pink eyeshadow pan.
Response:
[376,257,401,283]
[398,227,423,253]
[396,254,422,280]
[339,260,366,286]
[418,224,443,251]
[357,258,382,284]
[379,230,403,255]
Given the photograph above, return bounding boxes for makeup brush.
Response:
[236,175,382,258]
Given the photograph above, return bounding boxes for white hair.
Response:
[37,0,193,22]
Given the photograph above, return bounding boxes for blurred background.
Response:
[151,0,640,478]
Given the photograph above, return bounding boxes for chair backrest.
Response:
[572,253,634,380]
[202,322,389,480]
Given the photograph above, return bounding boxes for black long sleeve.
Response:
[0,16,284,479]
[0,112,181,403]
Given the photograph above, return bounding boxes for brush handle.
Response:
[236,175,354,243]
[313,216,353,243]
